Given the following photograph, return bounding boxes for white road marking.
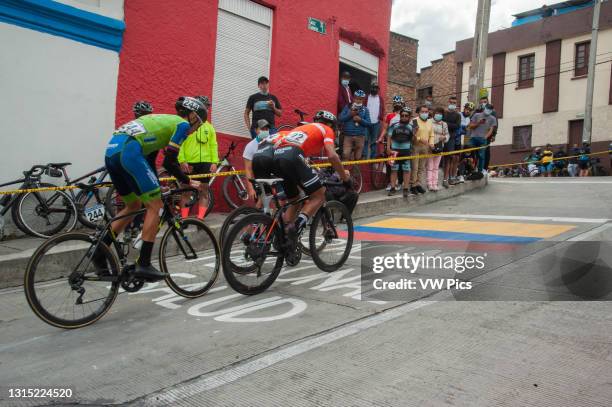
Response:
[142,300,434,406]
[386,212,610,224]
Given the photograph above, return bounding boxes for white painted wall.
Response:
[459,29,612,148]
[0,22,120,179]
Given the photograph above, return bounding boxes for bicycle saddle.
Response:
[254,178,284,186]
[48,162,72,168]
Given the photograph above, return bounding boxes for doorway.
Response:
[339,62,375,95]
[568,119,583,149]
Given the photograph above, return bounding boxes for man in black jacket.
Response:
[443,96,462,186]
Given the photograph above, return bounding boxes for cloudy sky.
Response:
[391,0,550,70]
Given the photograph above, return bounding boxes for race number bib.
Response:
[115,120,146,137]
[283,131,307,147]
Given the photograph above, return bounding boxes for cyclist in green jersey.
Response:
[98,96,206,281]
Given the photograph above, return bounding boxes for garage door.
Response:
[212,0,272,137]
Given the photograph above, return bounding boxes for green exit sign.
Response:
[308,17,326,34]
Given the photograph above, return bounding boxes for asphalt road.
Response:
[1,177,612,407]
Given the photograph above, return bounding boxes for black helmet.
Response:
[133,100,153,117]
[175,96,207,122]
[195,95,210,108]
[313,110,337,128]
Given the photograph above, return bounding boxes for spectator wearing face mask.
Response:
[337,71,353,115]
[364,80,385,159]
[379,95,407,192]
[387,107,414,198]
[429,107,449,191]
[425,95,434,113]
[443,96,462,187]
[339,90,372,161]
[468,103,496,173]
[409,105,434,194]
[578,142,591,177]
[245,76,282,139]
[479,96,497,170]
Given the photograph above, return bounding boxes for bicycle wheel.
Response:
[276,124,295,131]
[24,232,120,329]
[222,213,284,295]
[348,165,363,193]
[370,160,388,190]
[14,184,78,238]
[75,187,108,229]
[219,206,261,249]
[309,201,354,272]
[222,174,255,209]
[160,217,220,298]
[104,185,124,218]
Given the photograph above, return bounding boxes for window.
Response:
[417,86,433,104]
[518,54,535,88]
[575,41,590,77]
[512,125,532,150]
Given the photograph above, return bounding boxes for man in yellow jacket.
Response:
[178,96,219,218]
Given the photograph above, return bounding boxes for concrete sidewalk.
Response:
[0,177,487,288]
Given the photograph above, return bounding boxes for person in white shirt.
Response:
[364,80,384,159]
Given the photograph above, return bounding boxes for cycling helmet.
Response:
[132,100,153,117]
[175,96,207,122]
[464,102,475,110]
[313,110,337,128]
[354,89,366,98]
[400,106,412,115]
[392,95,404,105]
[195,95,210,107]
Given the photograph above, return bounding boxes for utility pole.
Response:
[583,0,602,144]
[468,0,492,104]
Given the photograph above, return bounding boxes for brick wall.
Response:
[386,31,418,112]
[416,51,456,108]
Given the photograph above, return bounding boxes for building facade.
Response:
[416,51,456,108]
[455,1,612,167]
[1,0,392,198]
[386,31,418,112]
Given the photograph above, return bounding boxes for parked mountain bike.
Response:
[277,108,309,131]
[222,178,353,295]
[370,138,390,190]
[24,184,220,329]
[0,164,78,240]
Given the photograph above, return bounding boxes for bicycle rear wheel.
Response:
[222,174,255,209]
[75,187,109,229]
[219,206,261,249]
[160,218,220,298]
[309,201,354,272]
[24,232,120,329]
[222,213,284,295]
[15,184,78,238]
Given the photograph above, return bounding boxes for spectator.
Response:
[380,96,407,192]
[443,96,462,186]
[179,95,218,219]
[410,105,434,194]
[540,144,554,177]
[425,95,433,110]
[387,107,414,198]
[478,96,497,171]
[568,143,580,176]
[339,90,372,161]
[578,142,591,177]
[242,119,271,206]
[524,147,542,177]
[460,102,474,149]
[337,71,353,115]
[429,107,449,191]
[364,80,385,159]
[468,103,496,173]
[553,146,567,176]
[245,76,282,139]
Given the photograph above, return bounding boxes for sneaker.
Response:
[410,187,418,195]
[133,264,166,282]
[402,188,409,198]
[388,187,397,196]
[416,185,426,194]
[458,176,465,183]
[385,184,393,191]
[442,180,449,188]
[448,178,458,186]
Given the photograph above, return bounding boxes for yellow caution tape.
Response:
[492,149,612,168]
[0,145,488,195]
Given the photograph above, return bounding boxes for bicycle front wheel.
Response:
[15,185,78,238]
[222,174,255,209]
[222,213,284,295]
[24,232,120,329]
[219,205,261,249]
[309,201,354,272]
[160,217,220,298]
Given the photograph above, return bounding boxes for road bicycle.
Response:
[24,184,220,329]
[0,164,78,240]
[222,177,353,295]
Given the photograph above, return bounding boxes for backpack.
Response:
[319,169,359,214]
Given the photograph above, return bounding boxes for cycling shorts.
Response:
[105,134,160,204]
[252,143,275,180]
[272,146,322,198]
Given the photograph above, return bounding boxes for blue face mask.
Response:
[256,130,269,142]
[434,114,443,121]
[341,79,350,86]
[420,113,429,121]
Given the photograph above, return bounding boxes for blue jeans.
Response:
[469,137,487,172]
[250,126,278,139]
[363,122,381,158]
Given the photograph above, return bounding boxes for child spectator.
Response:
[540,144,554,177]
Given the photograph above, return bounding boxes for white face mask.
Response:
[341,79,350,86]
[256,130,270,141]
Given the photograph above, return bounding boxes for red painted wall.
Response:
[116,0,392,211]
